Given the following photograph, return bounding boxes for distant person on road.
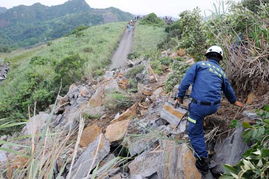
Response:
[175,46,244,175]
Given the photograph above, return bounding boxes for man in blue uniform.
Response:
[175,46,243,175]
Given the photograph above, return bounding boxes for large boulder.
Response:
[105,119,130,142]
[79,124,102,147]
[159,140,201,179]
[112,103,137,122]
[71,134,110,179]
[128,150,162,178]
[211,126,249,175]
[128,140,201,179]
[128,134,159,156]
[160,102,187,128]
[23,112,51,135]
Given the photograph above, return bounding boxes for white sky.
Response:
[0,0,241,17]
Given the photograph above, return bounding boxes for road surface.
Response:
[110,28,134,70]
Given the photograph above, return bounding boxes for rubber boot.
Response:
[195,157,209,176]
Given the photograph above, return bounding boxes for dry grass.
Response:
[223,37,269,95]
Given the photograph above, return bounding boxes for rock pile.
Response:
[0,62,9,81]
[0,52,254,179]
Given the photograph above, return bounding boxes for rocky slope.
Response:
[0,48,260,178]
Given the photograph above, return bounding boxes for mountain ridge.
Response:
[0,0,133,50]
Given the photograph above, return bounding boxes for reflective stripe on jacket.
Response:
[177,59,237,104]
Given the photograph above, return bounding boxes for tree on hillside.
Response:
[140,13,165,26]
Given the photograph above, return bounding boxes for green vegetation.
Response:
[223,106,269,178]
[159,8,207,60]
[0,0,132,49]
[140,13,165,26]
[132,24,166,57]
[0,22,126,134]
[104,91,133,111]
[164,59,190,92]
[125,65,145,78]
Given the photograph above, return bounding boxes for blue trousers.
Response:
[187,102,219,158]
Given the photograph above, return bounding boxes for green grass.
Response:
[132,23,166,57]
[0,22,126,134]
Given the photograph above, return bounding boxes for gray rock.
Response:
[242,110,260,120]
[158,140,202,179]
[104,71,114,79]
[128,135,159,156]
[23,112,51,135]
[135,73,145,82]
[0,151,7,163]
[128,150,162,178]
[71,134,110,179]
[212,126,249,175]
[160,102,187,128]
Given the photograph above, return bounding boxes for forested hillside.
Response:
[0,22,127,134]
[0,0,133,51]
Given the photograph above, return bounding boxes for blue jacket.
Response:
[177,59,236,104]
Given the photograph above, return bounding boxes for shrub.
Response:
[125,65,145,78]
[70,25,88,37]
[104,91,133,111]
[83,47,93,53]
[158,8,207,60]
[164,60,190,92]
[140,13,165,26]
[54,54,86,93]
[127,52,140,60]
[29,56,49,65]
[242,0,269,12]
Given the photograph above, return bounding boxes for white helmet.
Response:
[206,46,223,57]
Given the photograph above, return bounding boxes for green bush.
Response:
[54,54,86,93]
[125,65,145,78]
[140,13,165,26]
[70,25,89,37]
[164,60,190,92]
[159,8,207,60]
[242,0,269,13]
[104,91,133,111]
[127,52,140,60]
[29,56,50,65]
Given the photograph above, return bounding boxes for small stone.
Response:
[177,48,186,56]
[80,124,102,147]
[142,87,153,96]
[135,73,145,82]
[246,92,256,105]
[113,103,137,122]
[0,151,7,163]
[79,86,90,97]
[242,110,260,120]
[118,79,129,89]
[105,120,130,142]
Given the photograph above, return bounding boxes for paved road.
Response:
[109,28,134,70]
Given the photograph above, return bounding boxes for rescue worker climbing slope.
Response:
[175,46,244,175]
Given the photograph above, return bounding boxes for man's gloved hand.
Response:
[234,101,244,107]
[174,97,183,108]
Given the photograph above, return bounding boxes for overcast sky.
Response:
[0,0,240,17]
